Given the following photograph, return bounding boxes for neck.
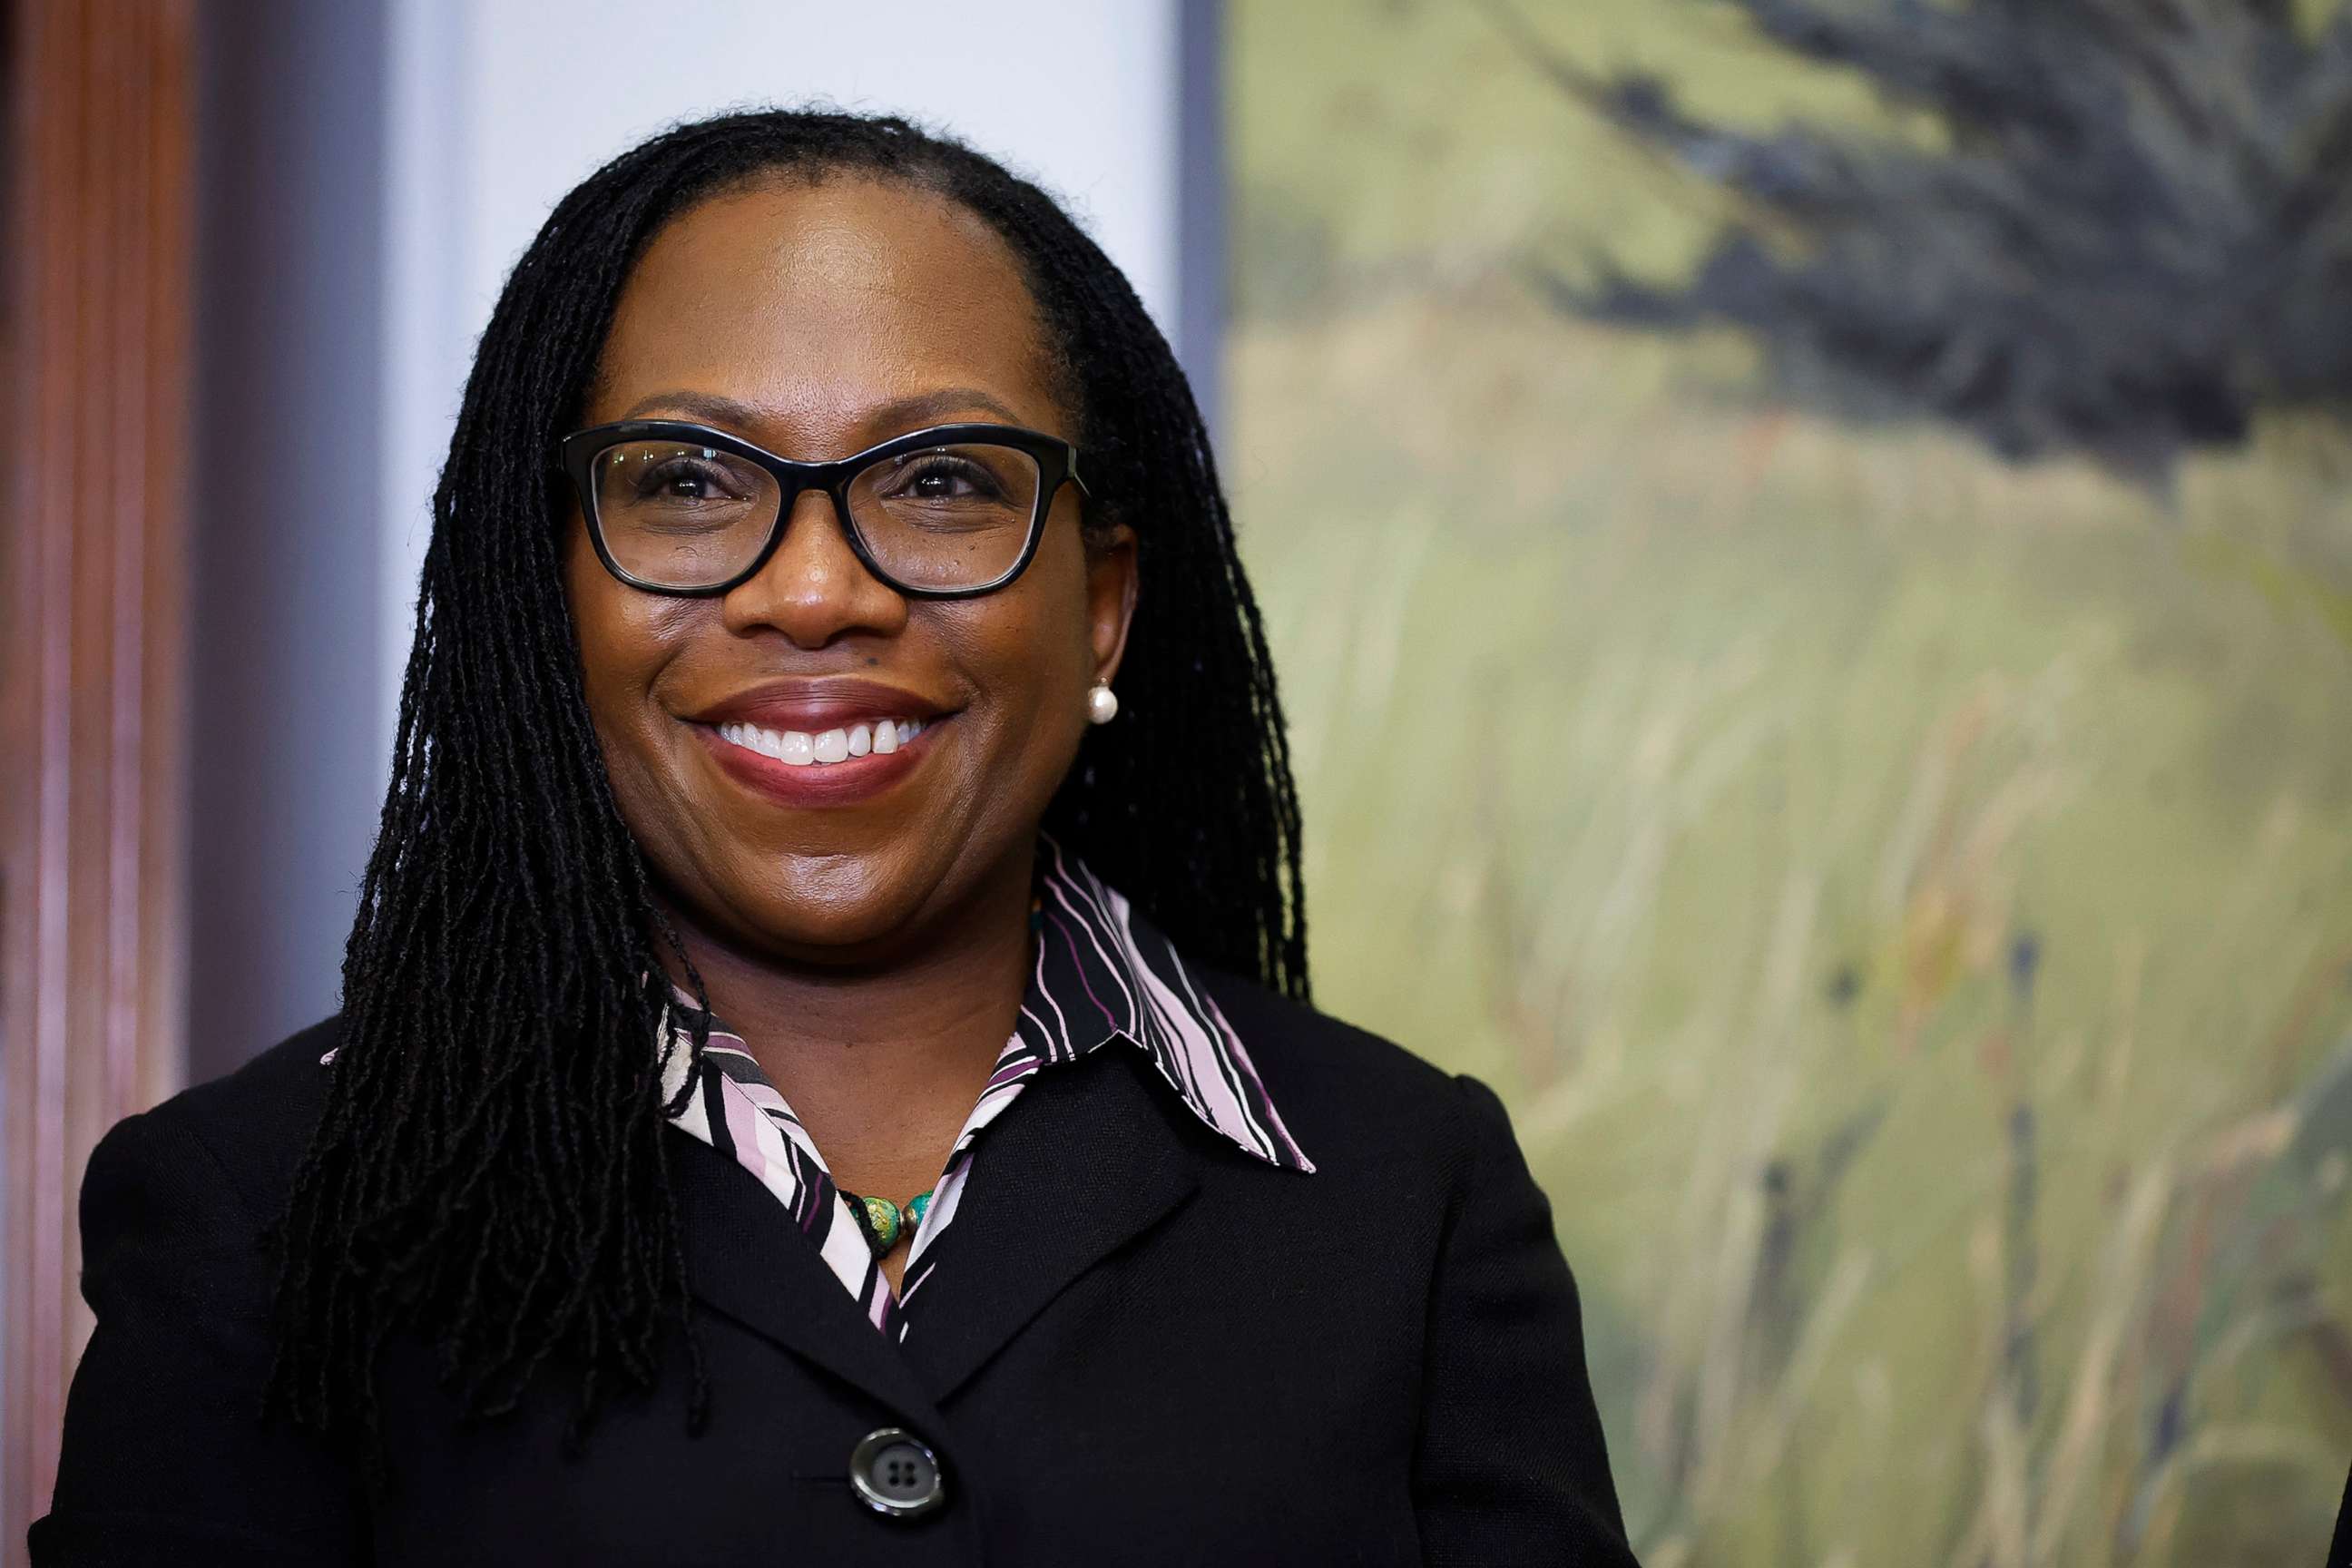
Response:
[659,848,1036,1201]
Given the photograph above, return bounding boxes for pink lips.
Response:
[694,718,941,808]
[681,675,956,808]
[686,676,951,735]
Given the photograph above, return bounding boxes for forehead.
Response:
[589,175,1064,449]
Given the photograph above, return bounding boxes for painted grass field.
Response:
[1227,4,2352,1564]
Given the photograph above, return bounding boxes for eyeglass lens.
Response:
[588,438,1045,592]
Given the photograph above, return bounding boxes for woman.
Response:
[34,110,1636,1565]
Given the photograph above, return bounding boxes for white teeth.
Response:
[716,716,931,766]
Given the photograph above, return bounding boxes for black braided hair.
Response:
[264,109,1309,1465]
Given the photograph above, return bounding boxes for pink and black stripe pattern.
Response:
[659,838,1313,1339]
[661,1024,901,1332]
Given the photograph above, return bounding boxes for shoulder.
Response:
[1189,965,1508,1181]
[88,1015,339,1230]
[1191,965,1452,1100]
[44,1021,369,1563]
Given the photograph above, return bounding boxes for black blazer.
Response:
[33,972,1639,1566]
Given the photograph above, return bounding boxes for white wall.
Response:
[378,0,1188,771]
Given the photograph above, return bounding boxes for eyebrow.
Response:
[618,386,1032,433]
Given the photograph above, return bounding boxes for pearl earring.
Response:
[1086,681,1119,725]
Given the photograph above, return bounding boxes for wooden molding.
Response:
[1,1,194,1552]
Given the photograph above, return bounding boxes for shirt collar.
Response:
[659,838,1313,1175]
[1022,837,1313,1173]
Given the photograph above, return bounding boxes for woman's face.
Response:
[564,177,1135,965]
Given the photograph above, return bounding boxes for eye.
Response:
[634,452,750,504]
[884,453,1009,504]
[595,443,764,510]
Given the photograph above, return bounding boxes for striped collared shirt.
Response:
[657,838,1314,1338]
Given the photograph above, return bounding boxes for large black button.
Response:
[848,1427,946,1519]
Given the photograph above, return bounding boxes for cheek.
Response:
[562,527,683,785]
[564,533,636,710]
[960,536,1098,729]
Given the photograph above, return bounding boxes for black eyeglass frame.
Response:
[556,418,1090,600]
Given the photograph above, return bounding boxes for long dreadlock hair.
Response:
[266,109,1309,1462]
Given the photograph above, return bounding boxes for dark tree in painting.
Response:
[1495,0,2352,478]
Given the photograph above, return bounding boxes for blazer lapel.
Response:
[667,1125,941,1422]
[898,1044,1201,1403]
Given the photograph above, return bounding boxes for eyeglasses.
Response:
[557,419,1089,598]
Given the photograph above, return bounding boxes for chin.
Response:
[719,849,956,959]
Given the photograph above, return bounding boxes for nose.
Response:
[718,485,907,648]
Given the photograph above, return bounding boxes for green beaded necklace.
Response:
[843,1188,933,1256]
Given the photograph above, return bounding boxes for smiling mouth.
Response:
[710,715,933,768]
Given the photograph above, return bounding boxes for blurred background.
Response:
[5,2,2350,1563]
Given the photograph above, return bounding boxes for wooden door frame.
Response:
[1,2,193,1553]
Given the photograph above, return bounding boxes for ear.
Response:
[1084,524,1139,687]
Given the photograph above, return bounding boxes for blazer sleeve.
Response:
[30,1106,367,1565]
[1411,1073,1641,1567]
